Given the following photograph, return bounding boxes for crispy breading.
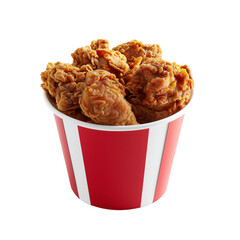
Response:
[113,40,162,68]
[41,62,92,111]
[71,46,98,69]
[46,93,91,122]
[126,58,193,121]
[84,69,125,95]
[41,39,193,125]
[127,96,157,124]
[95,49,129,75]
[71,42,129,77]
[79,70,137,125]
[90,39,109,50]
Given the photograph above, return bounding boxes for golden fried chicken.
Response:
[95,49,129,77]
[79,70,138,125]
[84,69,125,94]
[126,58,193,122]
[41,39,194,126]
[41,62,92,111]
[71,40,129,77]
[113,40,162,68]
[90,39,109,50]
[128,97,174,124]
[46,93,91,122]
[71,46,98,69]
[128,97,157,124]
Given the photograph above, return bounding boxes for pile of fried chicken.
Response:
[41,39,194,125]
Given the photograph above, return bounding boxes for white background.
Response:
[0,0,239,239]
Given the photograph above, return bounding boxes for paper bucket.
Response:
[44,93,192,210]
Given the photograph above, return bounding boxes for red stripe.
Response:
[54,115,79,198]
[153,115,184,202]
[78,127,149,210]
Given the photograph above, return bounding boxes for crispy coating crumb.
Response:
[113,40,162,68]
[55,82,86,111]
[79,70,137,125]
[84,69,125,95]
[71,46,98,69]
[41,39,194,125]
[126,58,193,122]
[90,39,109,50]
[128,97,157,124]
[71,42,129,77]
[41,62,92,111]
[95,49,129,76]
[46,93,90,121]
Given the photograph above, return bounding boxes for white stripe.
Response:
[63,118,90,204]
[141,123,168,207]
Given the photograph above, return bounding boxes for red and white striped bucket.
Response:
[44,93,192,210]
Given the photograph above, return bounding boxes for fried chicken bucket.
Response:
[44,92,192,210]
[41,39,194,209]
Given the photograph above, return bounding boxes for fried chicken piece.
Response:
[84,69,125,95]
[71,40,129,77]
[41,62,92,111]
[71,46,98,69]
[90,39,109,50]
[129,97,172,123]
[126,58,193,121]
[79,70,138,125]
[128,97,157,124]
[113,40,162,68]
[127,94,172,123]
[54,81,86,111]
[46,90,91,122]
[95,49,129,76]
[41,39,194,125]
